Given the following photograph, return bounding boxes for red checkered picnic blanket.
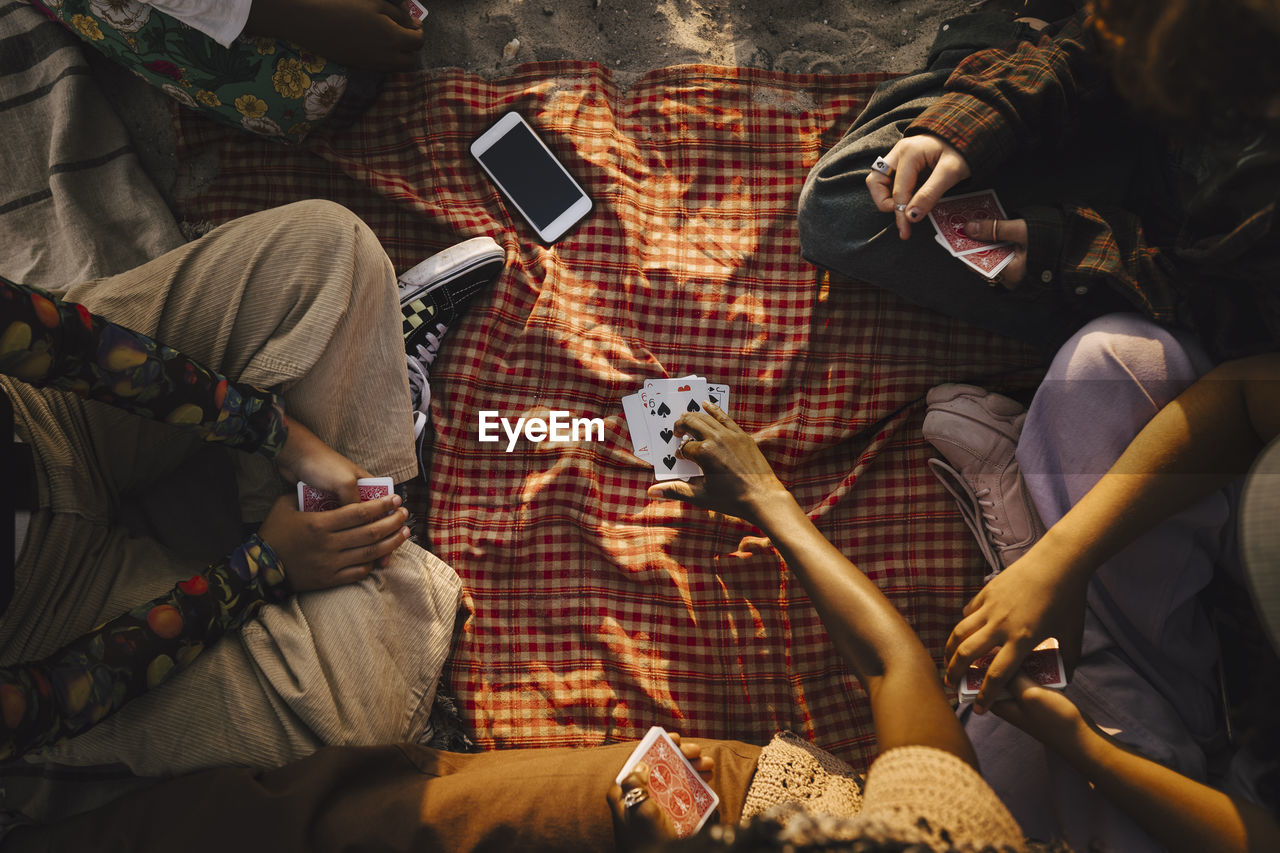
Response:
[175,61,1041,769]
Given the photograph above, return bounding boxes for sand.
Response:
[92,0,986,203]
[421,0,976,78]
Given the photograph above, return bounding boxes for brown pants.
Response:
[5,738,764,852]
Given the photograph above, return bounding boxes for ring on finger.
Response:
[895,202,907,212]
[991,220,999,243]
[870,155,893,176]
[623,788,649,808]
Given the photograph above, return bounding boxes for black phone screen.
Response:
[477,122,585,230]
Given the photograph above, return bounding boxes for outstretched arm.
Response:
[996,676,1280,853]
[947,352,1280,710]
[649,403,975,765]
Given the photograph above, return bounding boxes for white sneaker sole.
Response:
[397,236,505,301]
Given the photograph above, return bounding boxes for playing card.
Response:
[356,477,394,502]
[406,0,428,22]
[956,243,1015,280]
[704,383,731,413]
[928,190,1012,257]
[615,727,720,837]
[623,376,731,483]
[959,639,1066,702]
[297,478,395,511]
[297,482,341,512]
[647,377,708,482]
[622,392,654,463]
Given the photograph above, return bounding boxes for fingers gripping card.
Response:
[958,638,1067,702]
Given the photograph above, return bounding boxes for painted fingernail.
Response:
[907,207,921,221]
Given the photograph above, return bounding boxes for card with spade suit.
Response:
[622,375,731,482]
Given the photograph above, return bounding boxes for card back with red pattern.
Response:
[615,727,719,837]
[356,477,394,502]
[928,189,1011,256]
[297,478,394,511]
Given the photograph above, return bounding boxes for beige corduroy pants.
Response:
[0,201,461,784]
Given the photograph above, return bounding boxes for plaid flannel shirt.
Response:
[908,12,1280,360]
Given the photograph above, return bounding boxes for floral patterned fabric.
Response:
[0,536,290,760]
[28,0,354,143]
[0,274,287,458]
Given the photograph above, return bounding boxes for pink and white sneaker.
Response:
[923,383,1045,580]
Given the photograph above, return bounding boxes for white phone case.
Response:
[470,111,593,243]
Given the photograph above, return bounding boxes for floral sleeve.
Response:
[0,536,290,761]
[0,275,288,458]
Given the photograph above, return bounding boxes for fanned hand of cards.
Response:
[927,189,1016,281]
[615,727,720,837]
[621,375,731,481]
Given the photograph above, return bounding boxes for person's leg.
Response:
[966,314,1229,850]
[796,13,1136,353]
[1019,313,1225,742]
[64,199,418,490]
[4,739,765,853]
[9,203,457,782]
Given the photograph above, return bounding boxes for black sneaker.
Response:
[400,236,505,443]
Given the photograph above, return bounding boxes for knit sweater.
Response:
[742,733,1025,851]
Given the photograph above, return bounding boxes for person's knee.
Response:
[282,199,370,244]
[796,164,884,272]
[282,199,392,286]
[1048,313,1205,401]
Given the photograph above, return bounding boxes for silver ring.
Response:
[623,788,649,808]
[871,155,892,176]
[895,203,907,212]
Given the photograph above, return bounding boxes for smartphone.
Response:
[470,112,593,243]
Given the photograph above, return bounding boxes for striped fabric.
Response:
[0,1,182,288]
[173,61,1043,769]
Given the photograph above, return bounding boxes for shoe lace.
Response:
[406,321,448,472]
[406,322,447,416]
[927,458,1005,580]
[971,487,1010,546]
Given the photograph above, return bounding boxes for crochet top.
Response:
[741,732,1025,851]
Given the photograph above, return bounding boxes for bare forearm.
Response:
[754,494,975,763]
[1060,725,1280,853]
[1034,354,1280,583]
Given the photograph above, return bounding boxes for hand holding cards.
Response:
[621,376,731,481]
[958,638,1067,703]
[616,727,719,837]
[927,189,1016,281]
